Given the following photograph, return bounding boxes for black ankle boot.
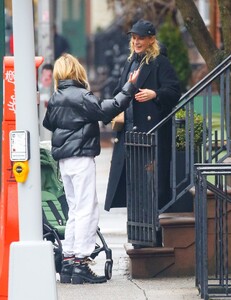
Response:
[72,258,107,284]
[60,258,74,283]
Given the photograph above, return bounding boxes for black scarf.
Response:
[133,53,146,63]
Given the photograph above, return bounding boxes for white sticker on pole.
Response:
[10,130,30,161]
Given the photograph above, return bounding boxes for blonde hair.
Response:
[128,36,160,65]
[53,53,90,90]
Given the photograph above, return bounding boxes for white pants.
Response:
[59,156,99,258]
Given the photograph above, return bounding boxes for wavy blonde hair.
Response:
[53,53,90,91]
[128,36,160,65]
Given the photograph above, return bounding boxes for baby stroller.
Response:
[40,146,113,280]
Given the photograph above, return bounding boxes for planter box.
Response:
[170,150,195,212]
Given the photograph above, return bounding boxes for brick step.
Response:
[124,243,175,278]
[159,212,195,248]
[125,212,196,278]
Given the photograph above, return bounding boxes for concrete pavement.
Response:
[57,276,200,300]
[57,146,201,300]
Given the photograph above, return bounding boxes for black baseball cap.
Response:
[127,19,156,37]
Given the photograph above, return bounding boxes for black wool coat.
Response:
[104,54,181,211]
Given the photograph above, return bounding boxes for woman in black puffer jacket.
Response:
[43,53,138,285]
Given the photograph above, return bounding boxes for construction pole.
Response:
[8,0,57,299]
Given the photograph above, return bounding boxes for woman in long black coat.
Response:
[104,19,181,214]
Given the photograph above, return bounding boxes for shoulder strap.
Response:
[47,200,64,226]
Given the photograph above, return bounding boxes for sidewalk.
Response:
[57,145,201,300]
[57,276,199,300]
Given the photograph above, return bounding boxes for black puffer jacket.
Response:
[43,79,136,161]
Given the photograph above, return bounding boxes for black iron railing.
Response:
[194,164,231,300]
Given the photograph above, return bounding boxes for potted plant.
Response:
[175,108,204,153]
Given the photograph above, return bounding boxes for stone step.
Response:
[125,212,196,278]
[124,243,175,278]
[159,212,195,248]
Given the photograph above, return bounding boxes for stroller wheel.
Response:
[104,260,113,280]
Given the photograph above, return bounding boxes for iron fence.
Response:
[194,164,231,299]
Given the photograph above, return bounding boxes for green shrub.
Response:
[158,17,191,92]
[175,109,204,151]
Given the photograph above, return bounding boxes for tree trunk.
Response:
[217,0,231,138]
[217,0,231,53]
[175,0,222,71]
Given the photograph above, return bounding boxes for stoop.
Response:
[125,212,195,278]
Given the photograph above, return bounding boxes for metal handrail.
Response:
[147,53,231,134]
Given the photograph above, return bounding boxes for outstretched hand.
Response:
[128,69,140,84]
